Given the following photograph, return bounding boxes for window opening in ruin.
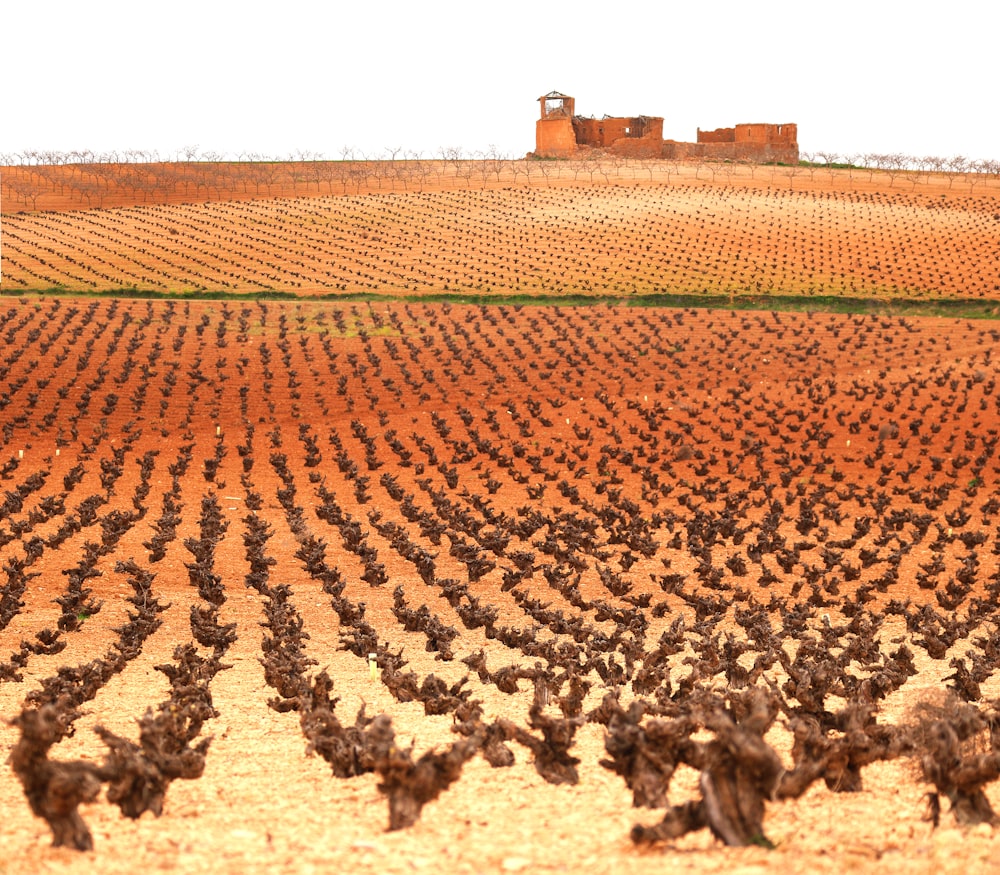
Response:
[626,118,647,139]
[544,98,569,117]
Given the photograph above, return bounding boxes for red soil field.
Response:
[2,297,1000,874]
[3,160,999,300]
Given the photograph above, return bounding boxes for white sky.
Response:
[4,0,996,163]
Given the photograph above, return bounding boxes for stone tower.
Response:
[535,92,577,158]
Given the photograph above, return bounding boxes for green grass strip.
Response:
[4,287,1000,320]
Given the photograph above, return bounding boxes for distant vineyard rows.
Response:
[3,178,999,300]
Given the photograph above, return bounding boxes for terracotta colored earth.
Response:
[0,294,998,874]
[2,163,1000,873]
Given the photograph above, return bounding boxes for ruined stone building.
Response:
[534,91,798,164]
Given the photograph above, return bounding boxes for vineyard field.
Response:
[1,297,1000,873]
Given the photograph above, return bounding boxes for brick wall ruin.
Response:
[571,116,665,158]
[533,92,798,164]
[679,123,799,163]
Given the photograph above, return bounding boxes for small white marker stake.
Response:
[18,449,23,459]
[216,425,221,436]
[368,652,378,681]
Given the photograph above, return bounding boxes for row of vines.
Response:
[4,149,1000,213]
